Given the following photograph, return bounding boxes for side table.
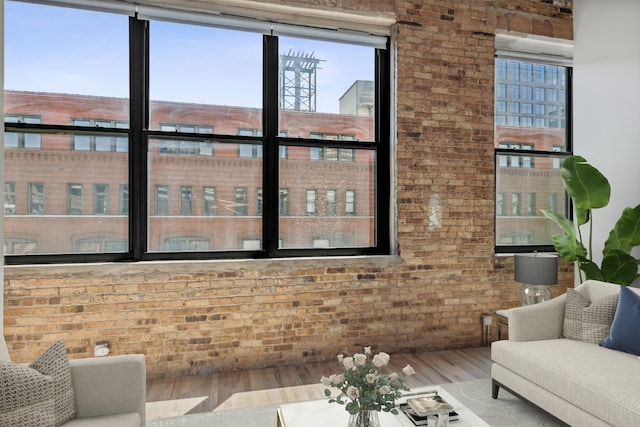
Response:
[496,309,510,340]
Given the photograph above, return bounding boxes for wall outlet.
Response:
[482,314,492,326]
[94,342,110,357]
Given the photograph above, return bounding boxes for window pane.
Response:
[495,58,570,249]
[149,23,262,135]
[4,131,129,255]
[495,153,567,245]
[279,147,374,248]
[147,139,261,252]
[279,37,375,141]
[4,2,129,125]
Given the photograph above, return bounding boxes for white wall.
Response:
[1,0,5,332]
[573,0,640,272]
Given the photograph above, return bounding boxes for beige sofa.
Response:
[491,280,640,426]
[1,337,146,427]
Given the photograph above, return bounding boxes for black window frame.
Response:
[4,6,391,264]
[494,55,573,254]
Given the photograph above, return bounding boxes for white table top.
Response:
[278,385,490,427]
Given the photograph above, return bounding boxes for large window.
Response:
[494,55,572,252]
[3,0,390,263]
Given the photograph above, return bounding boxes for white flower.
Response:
[372,352,390,368]
[346,386,360,400]
[378,385,391,395]
[402,364,415,376]
[343,356,355,370]
[364,346,372,355]
[332,374,345,385]
[389,372,399,381]
[365,373,377,384]
[354,353,367,367]
[321,376,332,386]
[337,354,344,363]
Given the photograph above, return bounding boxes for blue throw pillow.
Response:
[600,286,640,355]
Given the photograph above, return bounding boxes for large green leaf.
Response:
[541,209,584,261]
[603,204,640,256]
[561,155,611,212]
[577,256,603,281]
[600,250,639,285]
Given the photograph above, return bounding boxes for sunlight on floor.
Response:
[146,396,209,419]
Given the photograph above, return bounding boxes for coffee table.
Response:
[276,385,490,427]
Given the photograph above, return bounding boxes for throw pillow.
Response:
[562,288,619,344]
[600,285,640,355]
[0,340,76,427]
[1,359,56,426]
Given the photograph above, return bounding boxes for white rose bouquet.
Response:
[321,346,415,415]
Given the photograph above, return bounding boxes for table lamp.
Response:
[514,252,558,305]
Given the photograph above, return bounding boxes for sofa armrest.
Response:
[69,354,146,424]
[508,294,566,341]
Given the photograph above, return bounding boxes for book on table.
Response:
[400,404,459,426]
[406,392,454,416]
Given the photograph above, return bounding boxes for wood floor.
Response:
[145,346,492,419]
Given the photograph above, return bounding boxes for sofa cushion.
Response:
[601,285,640,355]
[492,338,640,426]
[0,341,77,427]
[562,288,618,344]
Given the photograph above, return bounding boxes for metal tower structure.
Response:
[279,50,323,112]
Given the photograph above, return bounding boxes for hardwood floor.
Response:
[145,346,492,419]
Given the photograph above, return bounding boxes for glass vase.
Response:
[347,410,380,427]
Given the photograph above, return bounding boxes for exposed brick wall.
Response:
[3,0,574,379]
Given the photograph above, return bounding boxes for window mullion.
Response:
[262,35,280,256]
[129,17,149,259]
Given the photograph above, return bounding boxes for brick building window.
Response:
[203,187,217,216]
[4,182,16,215]
[5,115,42,149]
[306,189,317,216]
[494,42,572,253]
[4,0,390,263]
[94,184,109,215]
[155,185,169,216]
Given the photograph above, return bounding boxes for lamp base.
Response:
[520,285,552,305]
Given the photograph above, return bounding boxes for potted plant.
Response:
[541,155,640,285]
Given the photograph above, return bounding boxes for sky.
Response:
[5,1,375,113]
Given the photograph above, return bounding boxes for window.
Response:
[94,184,109,215]
[345,190,356,216]
[495,54,571,252]
[279,189,290,216]
[326,190,337,216]
[256,189,263,215]
[159,124,214,155]
[234,187,248,216]
[203,187,217,216]
[72,119,129,152]
[4,0,390,263]
[4,182,16,215]
[496,192,505,217]
[180,186,193,215]
[28,183,45,215]
[5,115,42,148]
[120,185,129,215]
[306,190,317,216]
[156,185,169,216]
[68,184,83,214]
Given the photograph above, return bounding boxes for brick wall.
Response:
[3,0,574,379]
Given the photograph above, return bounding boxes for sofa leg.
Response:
[492,379,499,399]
